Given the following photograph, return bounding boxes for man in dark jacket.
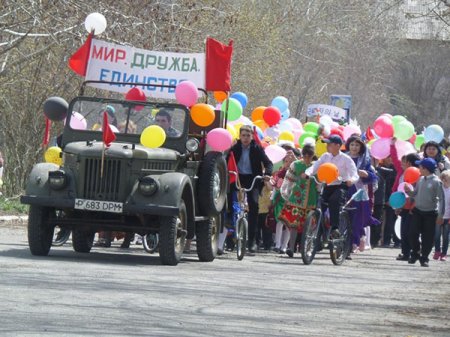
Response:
[229,125,273,253]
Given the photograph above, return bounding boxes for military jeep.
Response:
[21,82,228,265]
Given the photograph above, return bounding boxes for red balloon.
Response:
[125,87,146,111]
[373,116,393,138]
[404,167,420,184]
[263,106,281,126]
[330,128,344,140]
[409,133,417,144]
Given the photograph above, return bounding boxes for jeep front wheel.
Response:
[197,152,227,216]
[196,215,220,262]
[28,205,54,256]
[72,230,95,253]
[159,201,187,266]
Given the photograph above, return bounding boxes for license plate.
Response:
[74,199,123,213]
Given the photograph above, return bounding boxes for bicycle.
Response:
[229,171,262,260]
[301,176,358,265]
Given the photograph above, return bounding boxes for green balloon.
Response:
[394,120,415,141]
[415,134,425,150]
[298,132,316,147]
[391,115,406,126]
[221,97,243,121]
[303,122,320,135]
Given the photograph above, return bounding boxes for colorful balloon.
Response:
[226,124,238,140]
[414,134,425,150]
[230,92,248,109]
[298,132,316,147]
[370,138,391,160]
[175,81,198,107]
[271,96,289,113]
[279,131,295,142]
[140,125,166,148]
[343,124,361,141]
[373,116,393,138]
[391,115,406,126]
[254,119,268,131]
[221,98,242,121]
[265,144,287,163]
[214,91,227,103]
[389,191,406,209]
[206,128,233,152]
[394,120,415,141]
[251,106,266,122]
[404,167,420,184]
[315,139,327,157]
[424,124,444,143]
[85,12,107,35]
[66,111,87,130]
[317,163,339,184]
[263,106,281,126]
[44,146,62,166]
[303,122,320,135]
[190,103,215,127]
[395,140,416,160]
[397,182,413,195]
[43,97,68,122]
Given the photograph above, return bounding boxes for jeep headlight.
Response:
[186,138,200,152]
[48,170,68,190]
[139,176,159,196]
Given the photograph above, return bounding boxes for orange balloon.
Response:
[190,103,215,127]
[317,163,339,184]
[251,106,266,122]
[253,119,268,131]
[214,91,227,103]
[404,167,420,184]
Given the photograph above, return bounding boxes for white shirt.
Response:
[305,151,359,186]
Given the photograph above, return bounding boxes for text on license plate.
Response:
[74,199,123,213]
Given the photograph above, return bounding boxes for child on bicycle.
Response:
[280,144,318,257]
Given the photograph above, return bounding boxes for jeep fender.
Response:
[128,172,195,232]
[24,163,61,196]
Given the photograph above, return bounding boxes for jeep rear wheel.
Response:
[28,205,54,256]
[197,152,227,216]
[196,215,220,262]
[72,230,95,253]
[159,201,187,266]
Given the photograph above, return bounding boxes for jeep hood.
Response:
[64,141,180,160]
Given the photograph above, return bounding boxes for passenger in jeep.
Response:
[155,109,181,137]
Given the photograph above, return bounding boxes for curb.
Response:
[0,215,28,222]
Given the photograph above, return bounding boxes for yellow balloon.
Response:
[140,125,166,148]
[233,123,244,134]
[44,146,62,166]
[315,139,327,157]
[279,131,295,142]
[226,124,238,140]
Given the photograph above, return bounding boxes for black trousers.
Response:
[257,213,273,250]
[321,184,347,230]
[371,204,384,247]
[400,209,412,258]
[230,174,261,248]
[383,205,400,246]
[410,208,437,263]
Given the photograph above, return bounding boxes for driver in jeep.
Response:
[155,109,181,137]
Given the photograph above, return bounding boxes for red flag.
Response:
[253,126,262,147]
[205,37,233,91]
[102,112,116,147]
[227,151,238,184]
[366,127,374,141]
[42,117,51,147]
[68,33,93,76]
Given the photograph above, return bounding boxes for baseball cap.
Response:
[323,135,343,145]
[415,157,437,172]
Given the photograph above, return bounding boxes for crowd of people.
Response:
[219,123,450,267]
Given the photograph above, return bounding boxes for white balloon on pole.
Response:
[85,13,107,35]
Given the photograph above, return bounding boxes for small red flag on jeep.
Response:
[205,37,233,92]
[227,151,238,184]
[102,112,116,147]
[68,32,93,76]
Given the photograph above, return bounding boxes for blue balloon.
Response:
[423,124,444,143]
[230,92,248,109]
[271,96,289,113]
[281,108,290,121]
[389,192,406,209]
[254,126,264,140]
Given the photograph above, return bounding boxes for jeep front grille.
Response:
[143,161,175,171]
[83,158,122,200]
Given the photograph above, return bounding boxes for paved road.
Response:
[0,221,449,337]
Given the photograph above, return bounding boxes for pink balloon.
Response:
[175,81,198,107]
[380,113,393,119]
[65,111,87,130]
[206,128,233,152]
[370,137,391,160]
[343,124,361,141]
[264,126,281,139]
[265,144,287,163]
[373,116,393,138]
[286,118,303,130]
[395,140,416,160]
[397,182,412,195]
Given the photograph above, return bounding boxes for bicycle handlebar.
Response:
[229,171,263,192]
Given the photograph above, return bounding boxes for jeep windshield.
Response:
[67,97,187,138]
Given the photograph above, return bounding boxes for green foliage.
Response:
[0,196,28,215]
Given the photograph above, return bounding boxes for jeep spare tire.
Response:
[197,151,228,216]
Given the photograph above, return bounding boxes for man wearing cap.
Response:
[404,157,445,267]
[304,135,359,238]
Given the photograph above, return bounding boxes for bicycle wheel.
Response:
[236,217,247,261]
[52,226,71,246]
[301,210,321,265]
[143,233,159,254]
[330,210,352,265]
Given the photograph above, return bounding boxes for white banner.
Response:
[306,104,348,122]
[85,39,205,99]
